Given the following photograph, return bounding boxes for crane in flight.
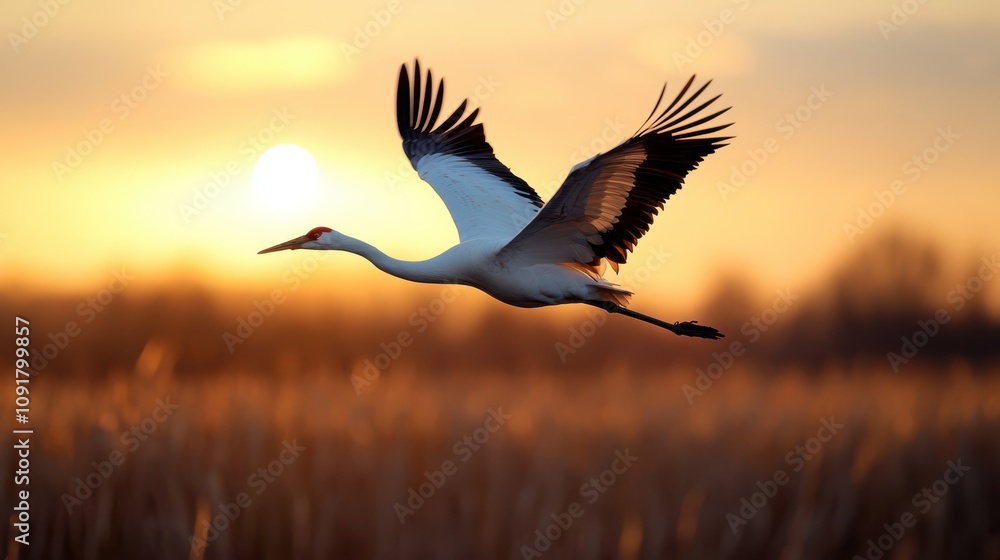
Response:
[260,60,731,339]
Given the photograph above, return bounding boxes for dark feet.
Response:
[672,321,724,340]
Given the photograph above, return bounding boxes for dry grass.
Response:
[6,354,1000,559]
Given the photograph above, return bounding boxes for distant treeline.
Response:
[3,231,998,378]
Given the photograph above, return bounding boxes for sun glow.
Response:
[253,144,319,210]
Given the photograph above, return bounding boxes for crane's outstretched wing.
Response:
[499,76,731,273]
[397,60,542,242]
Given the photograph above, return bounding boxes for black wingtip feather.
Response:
[433,99,468,134]
[416,68,433,130]
[654,79,713,131]
[412,60,422,129]
[426,78,444,131]
[634,84,667,137]
[652,75,697,128]
[455,107,480,131]
[396,64,410,138]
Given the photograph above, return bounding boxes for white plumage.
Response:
[413,153,539,242]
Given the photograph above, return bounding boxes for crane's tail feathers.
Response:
[589,302,724,340]
[565,263,633,306]
[594,285,632,307]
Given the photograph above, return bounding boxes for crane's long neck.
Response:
[330,234,456,284]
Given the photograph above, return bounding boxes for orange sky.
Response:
[2,0,998,309]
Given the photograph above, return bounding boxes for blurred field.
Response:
[5,357,999,560]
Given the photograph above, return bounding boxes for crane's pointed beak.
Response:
[258,235,310,254]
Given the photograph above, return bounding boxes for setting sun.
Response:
[252,144,319,210]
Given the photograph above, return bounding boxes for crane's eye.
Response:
[307,226,332,240]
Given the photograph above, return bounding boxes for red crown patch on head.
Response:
[307,226,333,239]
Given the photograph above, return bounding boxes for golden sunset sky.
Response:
[2,0,998,311]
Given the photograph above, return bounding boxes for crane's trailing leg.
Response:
[588,302,724,340]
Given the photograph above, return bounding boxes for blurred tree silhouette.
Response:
[3,230,997,378]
